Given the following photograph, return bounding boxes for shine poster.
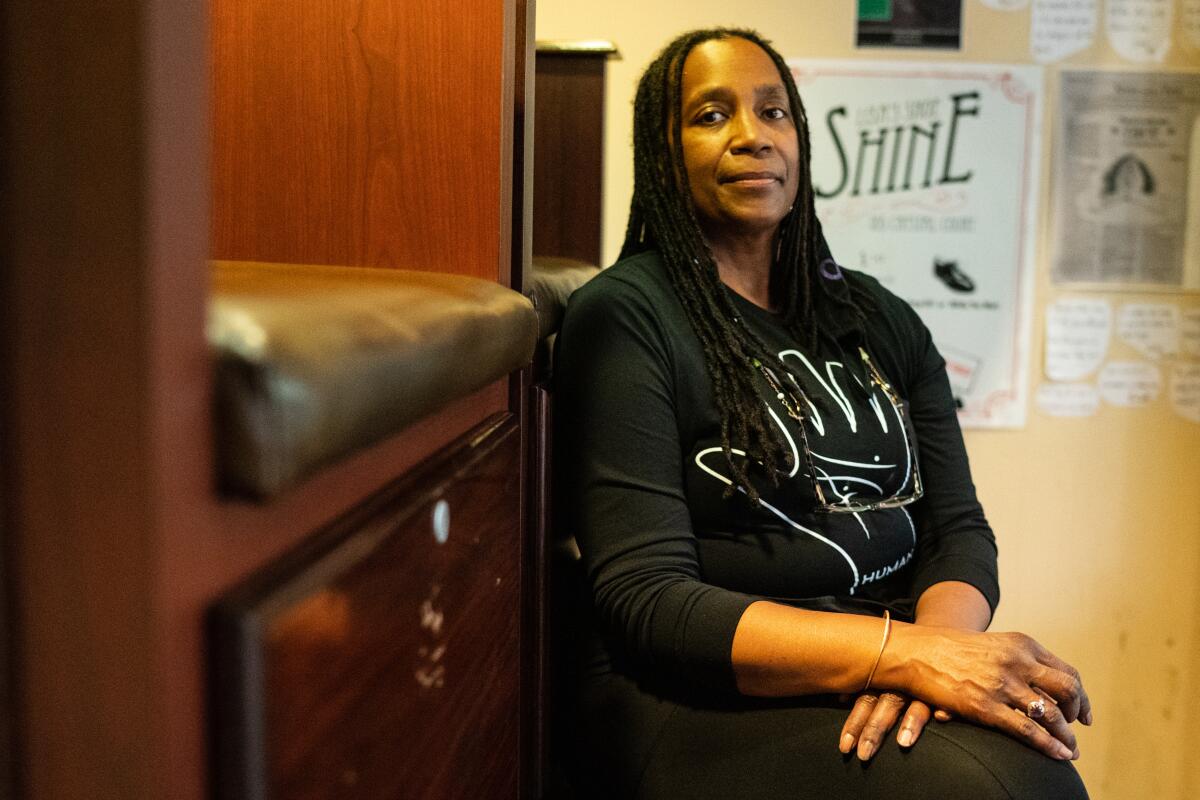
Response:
[788,60,1044,428]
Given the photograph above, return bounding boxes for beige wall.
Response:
[536,2,1200,796]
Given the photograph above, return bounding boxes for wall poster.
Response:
[1051,70,1200,290]
[856,0,964,49]
[789,60,1043,428]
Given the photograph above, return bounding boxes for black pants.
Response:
[562,669,1089,800]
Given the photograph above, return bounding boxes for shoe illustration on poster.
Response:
[934,257,976,292]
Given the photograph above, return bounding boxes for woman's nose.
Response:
[729,109,771,154]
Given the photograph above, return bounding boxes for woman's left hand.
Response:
[839,692,951,760]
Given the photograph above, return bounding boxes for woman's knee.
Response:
[918,723,1089,800]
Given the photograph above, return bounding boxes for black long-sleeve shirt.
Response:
[554,250,998,693]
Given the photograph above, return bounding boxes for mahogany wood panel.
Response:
[5,1,527,798]
[1,1,210,798]
[211,415,523,800]
[210,0,509,280]
[532,54,606,267]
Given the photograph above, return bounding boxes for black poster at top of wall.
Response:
[856,0,963,49]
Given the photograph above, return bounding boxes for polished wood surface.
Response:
[211,0,509,280]
[212,416,523,800]
[4,0,528,797]
[532,53,607,267]
[1,1,211,797]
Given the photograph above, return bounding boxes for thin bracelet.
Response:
[863,610,892,692]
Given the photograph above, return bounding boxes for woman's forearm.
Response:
[730,601,904,696]
[729,582,990,697]
[729,594,1090,762]
[914,580,991,631]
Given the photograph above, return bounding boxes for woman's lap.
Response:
[568,671,1088,800]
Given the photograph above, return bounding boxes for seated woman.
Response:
[553,27,1091,799]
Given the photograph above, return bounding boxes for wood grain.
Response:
[211,416,523,800]
[0,1,211,798]
[210,0,508,280]
[3,0,527,797]
[532,53,607,267]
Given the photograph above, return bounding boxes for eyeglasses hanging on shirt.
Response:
[753,347,924,514]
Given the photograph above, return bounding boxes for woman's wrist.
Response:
[914,580,992,631]
[870,619,941,694]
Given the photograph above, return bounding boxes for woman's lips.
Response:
[721,172,780,187]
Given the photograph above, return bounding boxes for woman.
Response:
[554,28,1090,799]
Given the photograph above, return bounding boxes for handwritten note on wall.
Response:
[1045,298,1112,380]
[1106,0,1173,62]
[1171,364,1200,422]
[1042,296,1197,421]
[1116,303,1180,359]
[1183,308,1200,358]
[1032,0,1097,62]
[1036,382,1101,416]
[1098,361,1162,406]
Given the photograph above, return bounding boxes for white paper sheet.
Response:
[1182,308,1200,357]
[1105,0,1173,62]
[1116,302,1180,359]
[1170,364,1200,422]
[1045,298,1111,380]
[980,0,1029,9]
[1098,360,1162,406]
[1036,382,1100,416]
[1031,0,1097,62]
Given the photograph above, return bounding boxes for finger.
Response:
[839,694,879,754]
[1029,662,1088,725]
[896,700,933,748]
[933,709,952,722]
[1023,689,1079,759]
[857,692,906,761]
[1024,641,1092,725]
[981,700,1075,761]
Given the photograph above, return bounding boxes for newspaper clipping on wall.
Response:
[789,60,1043,428]
[1051,70,1200,290]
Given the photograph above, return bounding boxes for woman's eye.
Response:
[697,109,727,124]
[763,107,788,121]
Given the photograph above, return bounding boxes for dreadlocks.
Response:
[619,28,871,503]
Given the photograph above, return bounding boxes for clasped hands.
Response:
[838,628,1092,763]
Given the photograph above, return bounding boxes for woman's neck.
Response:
[709,232,776,311]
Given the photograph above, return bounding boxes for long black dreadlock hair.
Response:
[619,27,873,503]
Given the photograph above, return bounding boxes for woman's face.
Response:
[679,37,800,246]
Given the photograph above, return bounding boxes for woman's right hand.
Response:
[879,625,1093,761]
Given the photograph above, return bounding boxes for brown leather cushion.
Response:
[526,257,601,341]
[209,261,538,498]
[526,257,600,377]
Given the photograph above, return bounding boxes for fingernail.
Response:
[897,729,914,748]
[840,733,855,753]
[858,741,876,760]
[1056,743,1073,760]
[1072,748,1080,761]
